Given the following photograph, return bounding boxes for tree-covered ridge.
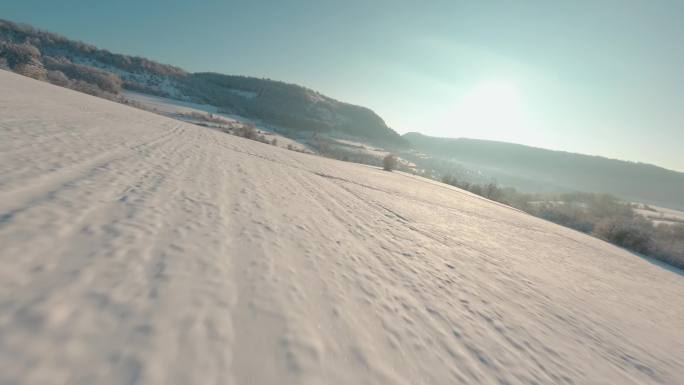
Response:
[0,18,405,146]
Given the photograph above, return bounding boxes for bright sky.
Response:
[3,0,683,171]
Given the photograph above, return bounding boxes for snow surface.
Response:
[1,70,683,385]
[634,204,684,226]
[122,91,222,115]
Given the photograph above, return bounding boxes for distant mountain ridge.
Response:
[404,132,684,210]
[0,18,406,146]
[3,18,682,209]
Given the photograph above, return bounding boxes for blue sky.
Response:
[3,0,683,171]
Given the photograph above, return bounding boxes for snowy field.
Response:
[122,90,222,115]
[634,204,684,226]
[122,90,308,152]
[1,70,683,385]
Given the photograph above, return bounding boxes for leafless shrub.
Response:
[234,123,258,140]
[14,60,46,79]
[483,182,503,201]
[43,57,122,93]
[0,41,40,68]
[0,41,46,79]
[651,223,684,269]
[537,203,594,233]
[46,70,69,86]
[440,173,683,269]
[383,154,397,171]
[593,218,654,254]
[232,123,271,144]
[183,111,227,124]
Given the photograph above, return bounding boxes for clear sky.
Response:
[3,0,683,171]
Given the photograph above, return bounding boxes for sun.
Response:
[446,81,524,134]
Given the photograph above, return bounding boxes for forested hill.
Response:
[0,18,406,146]
[404,132,684,210]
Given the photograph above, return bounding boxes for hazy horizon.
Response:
[3,0,683,171]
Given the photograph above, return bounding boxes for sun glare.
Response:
[446,81,525,135]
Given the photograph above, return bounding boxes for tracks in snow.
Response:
[1,71,683,385]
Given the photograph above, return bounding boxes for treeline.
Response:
[442,175,684,269]
[405,133,684,211]
[1,18,180,98]
[0,19,185,77]
[44,56,122,93]
[0,41,122,98]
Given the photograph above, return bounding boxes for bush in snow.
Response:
[0,41,40,68]
[234,123,258,140]
[46,70,69,86]
[383,154,397,171]
[593,217,655,255]
[43,57,122,94]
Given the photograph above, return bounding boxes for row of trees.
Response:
[441,175,684,269]
[0,40,123,99]
[0,41,45,79]
[43,56,122,94]
[1,18,185,77]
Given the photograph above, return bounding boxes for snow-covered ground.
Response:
[122,91,222,116]
[122,90,309,152]
[634,203,684,226]
[1,70,683,385]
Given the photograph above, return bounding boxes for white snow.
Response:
[1,70,683,385]
[634,204,684,226]
[122,90,222,115]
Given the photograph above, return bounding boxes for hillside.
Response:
[2,71,684,385]
[404,132,684,210]
[0,18,405,146]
